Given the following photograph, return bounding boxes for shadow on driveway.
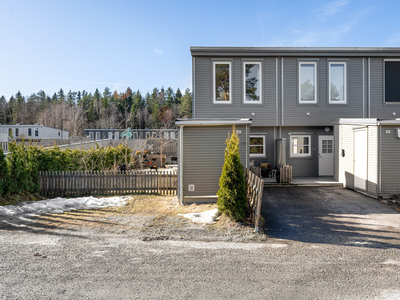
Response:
[262,187,400,249]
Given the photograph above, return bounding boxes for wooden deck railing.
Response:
[245,167,264,232]
[39,170,177,197]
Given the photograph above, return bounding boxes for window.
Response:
[95,132,100,140]
[321,139,333,153]
[146,132,150,139]
[115,132,120,140]
[329,62,347,104]
[290,135,311,157]
[213,61,232,104]
[58,132,61,136]
[35,128,39,137]
[89,132,94,141]
[28,128,32,137]
[15,128,19,137]
[385,60,400,103]
[171,131,176,139]
[250,135,265,157]
[8,128,12,137]
[164,132,169,139]
[133,132,138,139]
[243,62,262,104]
[152,132,157,138]
[108,132,113,139]
[299,62,317,104]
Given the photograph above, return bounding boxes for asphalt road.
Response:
[1,187,400,299]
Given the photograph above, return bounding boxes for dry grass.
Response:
[33,194,267,242]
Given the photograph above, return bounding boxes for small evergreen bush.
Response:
[217,125,248,221]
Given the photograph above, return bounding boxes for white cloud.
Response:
[384,32,400,46]
[315,0,349,21]
[153,48,163,55]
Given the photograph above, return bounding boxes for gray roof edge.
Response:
[190,46,400,52]
[175,118,252,126]
[190,46,400,57]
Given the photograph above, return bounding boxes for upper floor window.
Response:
[329,62,347,104]
[299,62,317,104]
[243,62,262,104]
[108,132,113,139]
[133,132,138,139]
[28,128,32,137]
[290,135,311,157]
[115,132,120,140]
[89,132,94,141]
[95,132,100,140]
[385,60,400,103]
[35,128,39,137]
[146,132,150,139]
[250,135,265,157]
[15,128,19,137]
[213,62,232,104]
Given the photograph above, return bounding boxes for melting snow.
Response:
[178,208,219,224]
[0,196,129,217]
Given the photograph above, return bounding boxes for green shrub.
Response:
[217,125,248,221]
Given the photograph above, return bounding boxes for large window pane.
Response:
[214,63,230,102]
[244,63,261,102]
[299,63,316,103]
[250,135,265,157]
[330,63,346,103]
[385,61,400,103]
[291,135,311,157]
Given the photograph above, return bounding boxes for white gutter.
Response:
[179,125,184,205]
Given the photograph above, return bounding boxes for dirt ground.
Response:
[33,195,267,243]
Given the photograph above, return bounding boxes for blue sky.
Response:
[1,0,399,100]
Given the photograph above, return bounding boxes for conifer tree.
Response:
[217,125,248,221]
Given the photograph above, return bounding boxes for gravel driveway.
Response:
[1,188,400,299]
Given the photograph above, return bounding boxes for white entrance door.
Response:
[354,129,367,191]
[318,136,334,176]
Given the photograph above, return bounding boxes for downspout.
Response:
[246,124,249,168]
[377,125,381,196]
[192,57,195,118]
[179,125,184,205]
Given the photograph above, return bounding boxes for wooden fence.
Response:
[279,165,292,183]
[39,170,177,197]
[245,167,264,232]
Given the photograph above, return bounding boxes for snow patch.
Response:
[178,208,219,224]
[0,196,129,217]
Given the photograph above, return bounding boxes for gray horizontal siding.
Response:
[194,57,277,126]
[182,125,247,202]
[283,57,364,126]
[370,58,400,119]
[380,126,400,195]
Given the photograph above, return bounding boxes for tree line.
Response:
[0,87,192,136]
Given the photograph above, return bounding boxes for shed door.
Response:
[318,136,334,176]
[354,129,367,191]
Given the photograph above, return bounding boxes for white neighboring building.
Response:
[0,124,69,140]
[0,133,8,152]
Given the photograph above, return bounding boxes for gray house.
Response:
[177,47,400,202]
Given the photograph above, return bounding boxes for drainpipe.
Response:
[179,125,184,205]
[246,124,249,168]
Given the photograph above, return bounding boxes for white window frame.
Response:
[28,128,32,137]
[298,61,317,104]
[249,135,266,157]
[328,61,347,104]
[171,131,176,139]
[15,128,19,137]
[115,132,120,140]
[95,132,100,141]
[290,135,312,157]
[164,132,169,139]
[35,128,39,137]
[243,61,262,104]
[133,132,138,139]
[146,132,150,139]
[213,61,232,104]
[89,132,94,141]
[108,132,113,139]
